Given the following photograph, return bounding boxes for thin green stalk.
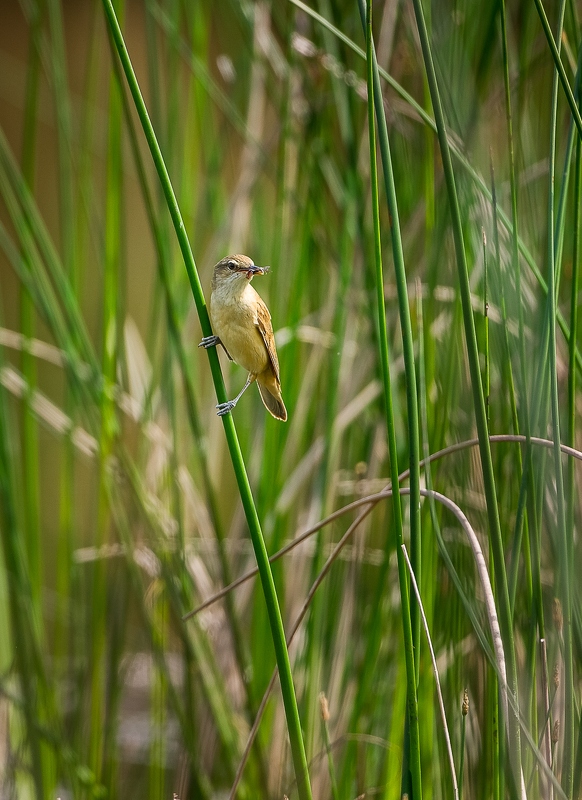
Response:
[500,0,530,434]
[401,543,458,800]
[498,0,536,641]
[0,127,100,384]
[568,69,581,800]
[408,0,523,795]
[291,0,582,385]
[100,4,312,798]
[544,2,574,793]
[19,7,57,794]
[414,283,436,796]
[574,709,582,798]
[0,375,45,797]
[482,229,490,427]
[515,78,580,644]
[364,2,421,798]
[118,452,241,796]
[511,45,582,650]
[149,583,168,800]
[88,28,125,784]
[20,0,42,625]
[489,157,532,620]
[357,0,421,672]
[46,0,76,281]
[534,0,582,141]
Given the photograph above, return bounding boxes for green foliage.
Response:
[0,0,581,798]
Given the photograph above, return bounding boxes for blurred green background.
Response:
[0,0,581,798]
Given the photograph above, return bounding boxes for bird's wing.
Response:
[255,299,280,384]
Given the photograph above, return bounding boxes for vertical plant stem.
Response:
[110,54,268,787]
[364,1,422,797]
[498,15,537,717]
[20,0,42,616]
[401,544,458,800]
[499,0,531,442]
[46,0,76,279]
[408,0,523,794]
[482,229,490,427]
[357,0,421,668]
[19,7,56,794]
[543,1,574,794]
[567,65,582,800]
[534,0,582,138]
[100,4,313,798]
[89,17,125,782]
[319,693,339,800]
[0,380,45,797]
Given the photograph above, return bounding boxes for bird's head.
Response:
[212,254,269,290]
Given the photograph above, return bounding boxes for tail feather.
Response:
[257,381,287,421]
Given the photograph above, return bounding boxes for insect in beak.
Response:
[245,264,269,279]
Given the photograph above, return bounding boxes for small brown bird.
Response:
[199,254,287,421]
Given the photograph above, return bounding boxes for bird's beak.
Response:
[245,264,269,278]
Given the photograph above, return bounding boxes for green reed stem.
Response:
[291,0,582,383]
[364,1,422,797]
[100,3,312,798]
[544,2,574,795]
[534,0,582,140]
[568,64,582,800]
[409,0,523,793]
[482,230,490,427]
[20,0,42,625]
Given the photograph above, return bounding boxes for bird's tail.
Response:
[257,380,287,421]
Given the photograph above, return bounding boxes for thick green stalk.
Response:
[408,0,523,794]
[100,4,312,797]
[364,2,422,798]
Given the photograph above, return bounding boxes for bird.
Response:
[199,254,287,421]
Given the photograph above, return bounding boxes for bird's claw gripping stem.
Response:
[199,335,220,349]
[216,401,236,416]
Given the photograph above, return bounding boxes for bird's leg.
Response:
[216,374,254,416]
[199,335,234,361]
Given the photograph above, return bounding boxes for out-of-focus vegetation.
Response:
[0,0,581,798]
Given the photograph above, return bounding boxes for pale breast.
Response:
[210,284,269,375]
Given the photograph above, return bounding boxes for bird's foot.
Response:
[216,400,237,416]
[199,335,220,349]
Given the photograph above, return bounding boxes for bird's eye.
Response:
[227,260,237,270]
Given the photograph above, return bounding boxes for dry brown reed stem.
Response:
[185,434,582,620]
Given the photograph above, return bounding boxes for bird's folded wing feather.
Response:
[255,301,280,384]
